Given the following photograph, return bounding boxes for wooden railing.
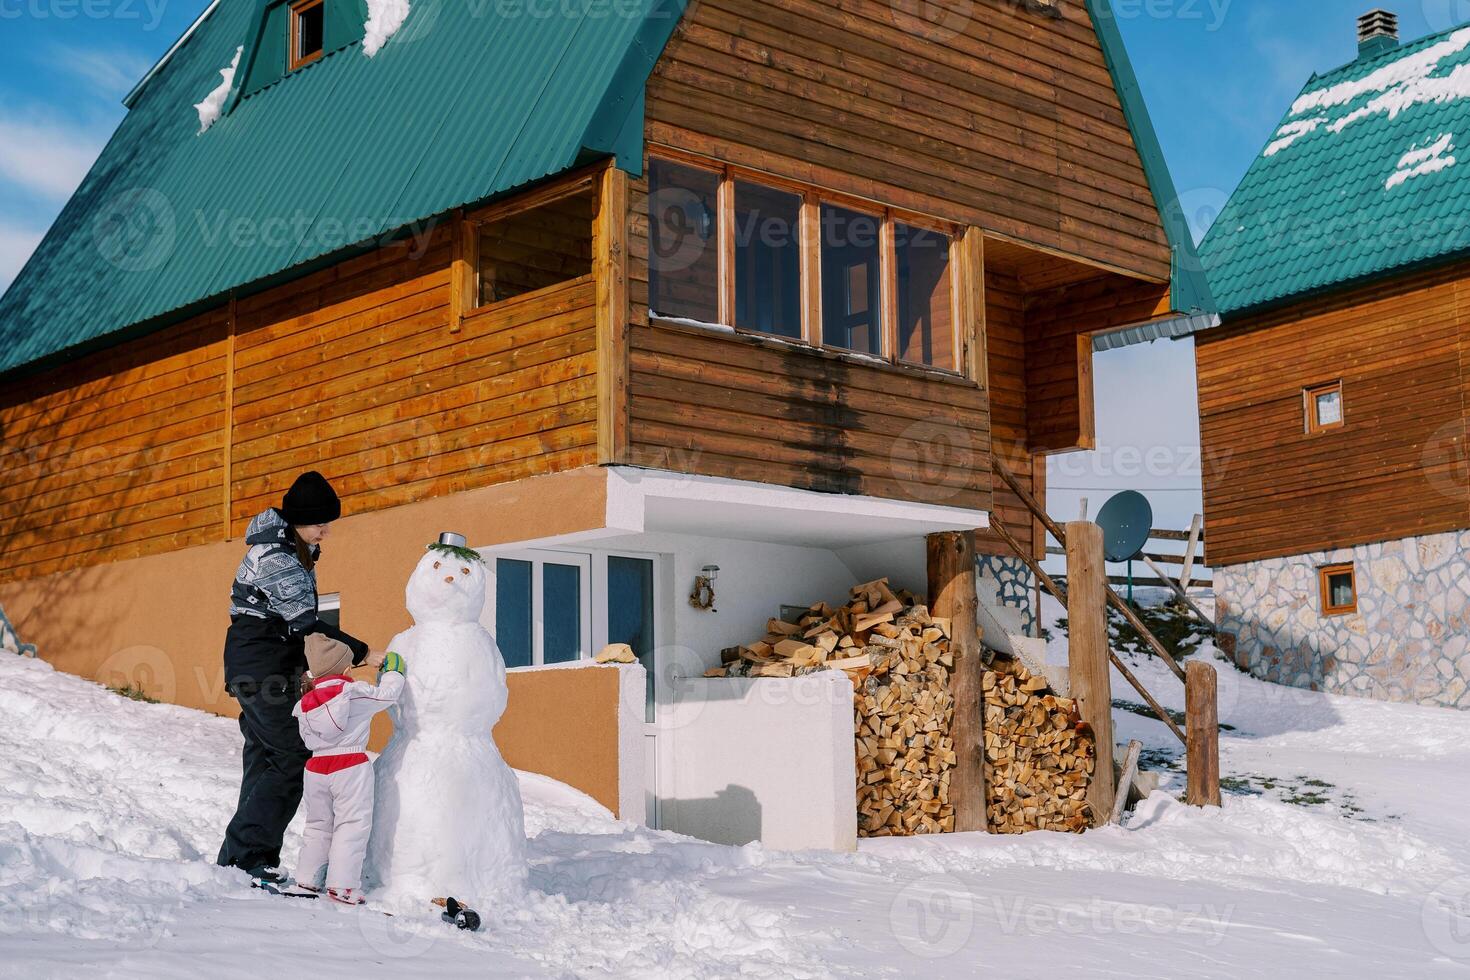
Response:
[991,457,1221,811]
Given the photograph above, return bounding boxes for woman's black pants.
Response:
[216,678,309,872]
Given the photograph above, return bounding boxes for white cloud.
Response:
[0,117,106,200]
[48,44,154,98]
[0,222,44,294]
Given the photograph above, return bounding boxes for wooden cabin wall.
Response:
[625,319,993,510]
[1196,262,1470,567]
[974,268,1039,558]
[642,0,1171,284]
[0,229,600,585]
[1024,275,1172,452]
[0,312,231,583]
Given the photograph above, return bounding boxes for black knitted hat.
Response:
[281,471,341,527]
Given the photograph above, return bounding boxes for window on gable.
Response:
[645,152,962,374]
[290,0,326,71]
[1319,563,1357,616]
[733,181,803,339]
[895,222,954,368]
[1305,380,1344,433]
[648,158,721,324]
[473,187,594,309]
[820,204,884,356]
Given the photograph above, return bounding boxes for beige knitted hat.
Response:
[304,632,355,678]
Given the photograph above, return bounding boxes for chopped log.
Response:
[1186,662,1222,807]
[1111,740,1142,825]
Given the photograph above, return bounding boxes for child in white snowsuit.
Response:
[289,633,405,905]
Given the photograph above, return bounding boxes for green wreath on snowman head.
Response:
[427,532,484,565]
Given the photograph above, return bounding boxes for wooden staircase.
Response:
[988,457,1221,815]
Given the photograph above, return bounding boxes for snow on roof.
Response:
[1386,132,1457,189]
[193,46,242,133]
[1200,25,1470,316]
[363,0,412,58]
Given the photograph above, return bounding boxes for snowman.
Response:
[364,533,527,908]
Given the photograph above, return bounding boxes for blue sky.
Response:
[0,1,1461,553]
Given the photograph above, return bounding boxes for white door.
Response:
[591,553,660,827]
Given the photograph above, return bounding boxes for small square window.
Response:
[290,0,326,71]
[317,592,341,630]
[1319,564,1357,616]
[1305,381,1344,433]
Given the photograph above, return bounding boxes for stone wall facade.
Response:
[1215,530,1470,709]
[976,553,1038,637]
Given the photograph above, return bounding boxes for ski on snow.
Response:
[251,878,483,930]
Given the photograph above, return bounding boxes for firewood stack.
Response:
[983,656,1095,834]
[704,577,1095,838]
[708,578,958,837]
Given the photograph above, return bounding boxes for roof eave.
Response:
[1088,0,1217,320]
[577,0,689,175]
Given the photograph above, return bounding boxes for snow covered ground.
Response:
[5,605,1470,978]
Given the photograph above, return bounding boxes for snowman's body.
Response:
[364,549,527,907]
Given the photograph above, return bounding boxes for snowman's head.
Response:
[405,546,487,625]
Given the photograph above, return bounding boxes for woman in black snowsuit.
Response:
[217,471,382,881]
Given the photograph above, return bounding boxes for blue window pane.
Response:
[543,563,582,664]
[608,557,655,722]
[496,559,532,669]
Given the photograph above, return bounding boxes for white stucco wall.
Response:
[659,671,857,852]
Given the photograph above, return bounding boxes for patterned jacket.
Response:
[231,508,321,633]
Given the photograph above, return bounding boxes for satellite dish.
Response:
[1096,491,1153,563]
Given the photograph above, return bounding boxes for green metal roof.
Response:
[1200,24,1470,318]
[1088,0,1214,318]
[1,0,1204,375]
[0,0,683,377]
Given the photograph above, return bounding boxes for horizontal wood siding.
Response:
[0,232,599,584]
[0,312,230,581]
[626,320,992,510]
[643,0,1170,284]
[1024,275,1171,453]
[1197,263,1470,567]
[229,232,599,525]
[975,268,1038,558]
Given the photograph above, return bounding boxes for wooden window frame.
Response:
[288,0,325,71]
[1304,380,1344,434]
[456,164,602,321]
[648,148,964,378]
[1319,563,1357,616]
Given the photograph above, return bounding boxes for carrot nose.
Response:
[444,576,455,584]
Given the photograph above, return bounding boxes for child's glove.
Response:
[379,651,407,676]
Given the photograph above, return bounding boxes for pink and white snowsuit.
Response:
[292,670,404,891]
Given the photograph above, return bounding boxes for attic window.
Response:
[290,0,325,70]
[1305,381,1344,433]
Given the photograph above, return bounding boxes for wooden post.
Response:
[1066,520,1114,826]
[221,292,237,541]
[927,530,986,833]
[1186,661,1222,807]
[594,165,629,464]
[1110,739,1142,825]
